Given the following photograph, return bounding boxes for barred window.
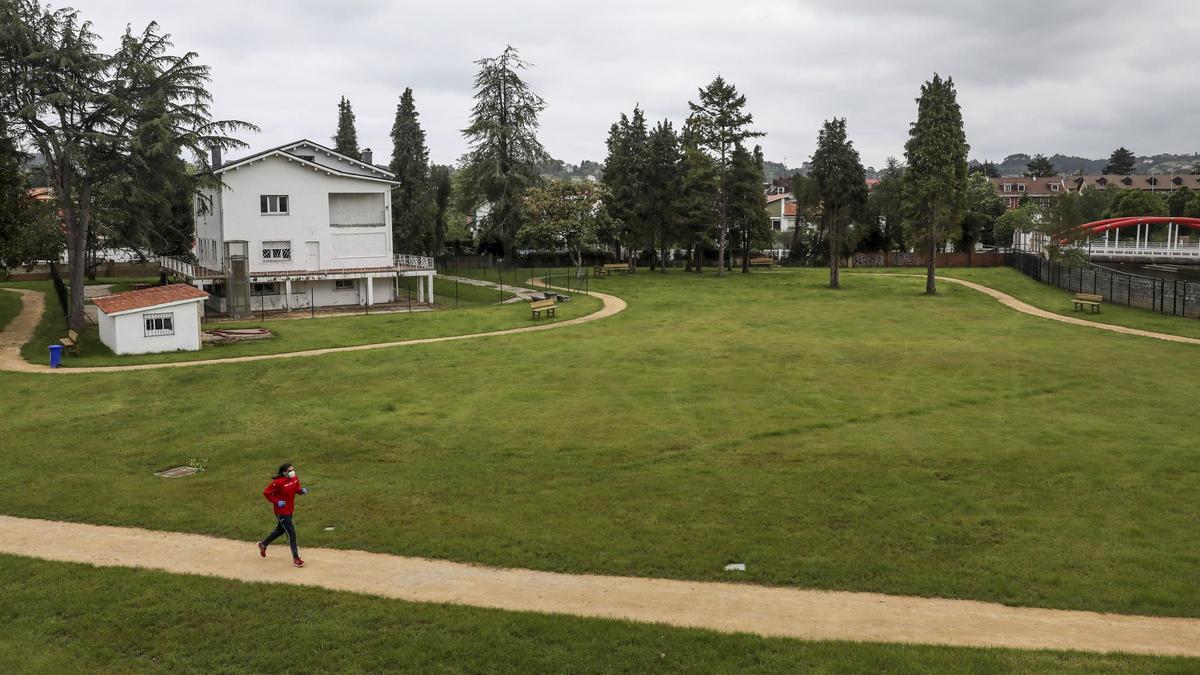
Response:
[334,279,356,291]
[260,195,289,214]
[144,312,175,337]
[251,282,279,296]
[262,240,291,261]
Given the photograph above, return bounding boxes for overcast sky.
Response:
[80,0,1200,170]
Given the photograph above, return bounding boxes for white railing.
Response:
[1087,242,1200,258]
[395,254,435,270]
[159,255,195,278]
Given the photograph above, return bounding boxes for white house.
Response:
[94,284,208,355]
[161,139,436,318]
[765,192,798,232]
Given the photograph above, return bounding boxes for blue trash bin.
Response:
[49,344,63,368]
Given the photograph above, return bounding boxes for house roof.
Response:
[28,187,52,201]
[93,284,208,316]
[215,139,398,185]
[989,176,1065,196]
[784,203,798,217]
[766,193,792,203]
[1065,174,1200,191]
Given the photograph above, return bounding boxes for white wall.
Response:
[247,278,399,311]
[211,155,394,273]
[100,301,203,355]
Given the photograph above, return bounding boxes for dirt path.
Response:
[858,273,1200,346]
[0,515,1195,656]
[0,283,624,374]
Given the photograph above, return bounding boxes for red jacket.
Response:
[263,475,304,516]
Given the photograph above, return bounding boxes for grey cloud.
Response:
[78,0,1200,168]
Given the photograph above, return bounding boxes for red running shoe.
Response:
[293,558,304,568]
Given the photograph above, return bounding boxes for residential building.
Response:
[94,284,208,355]
[989,176,1066,210]
[1064,174,1200,194]
[765,192,798,232]
[162,139,436,317]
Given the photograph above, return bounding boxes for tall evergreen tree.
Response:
[810,118,867,289]
[686,76,763,276]
[1103,146,1136,175]
[389,88,436,253]
[903,73,969,295]
[0,1,253,329]
[869,157,906,251]
[728,144,770,272]
[1025,153,1056,177]
[430,164,453,255]
[678,141,719,273]
[787,173,822,262]
[459,46,547,263]
[333,96,361,160]
[643,120,682,271]
[602,106,649,261]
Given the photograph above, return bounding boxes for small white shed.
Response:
[93,284,208,355]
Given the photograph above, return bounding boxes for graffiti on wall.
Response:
[851,252,922,267]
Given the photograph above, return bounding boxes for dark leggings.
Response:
[262,514,299,558]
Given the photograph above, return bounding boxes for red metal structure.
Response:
[1077,216,1200,235]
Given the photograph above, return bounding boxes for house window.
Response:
[251,282,279,296]
[1002,184,1013,192]
[1050,184,1060,192]
[1017,184,1026,192]
[259,195,289,214]
[262,240,291,261]
[334,279,356,291]
[143,312,174,337]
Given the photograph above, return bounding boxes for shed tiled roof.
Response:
[93,284,207,315]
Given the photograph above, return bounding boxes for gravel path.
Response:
[0,282,624,374]
[0,515,1196,656]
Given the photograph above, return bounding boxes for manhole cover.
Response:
[154,466,202,478]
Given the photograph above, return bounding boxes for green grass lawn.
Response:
[863,266,1200,340]
[0,288,20,333]
[3,281,600,367]
[2,269,1199,621]
[1,555,1191,674]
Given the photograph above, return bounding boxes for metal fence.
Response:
[1007,249,1200,317]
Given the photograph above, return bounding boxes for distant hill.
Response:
[980,152,1200,177]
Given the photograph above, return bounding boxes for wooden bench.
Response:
[749,256,775,268]
[1072,293,1103,313]
[593,262,633,278]
[530,298,557,319]
[59,329,80,355]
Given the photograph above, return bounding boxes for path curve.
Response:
[0,515,1196,656]
[859,273,1200,346]
[0,282,625,374]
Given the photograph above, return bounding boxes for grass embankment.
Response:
[0,288,20,333]
[3,279,601,367]
[1,555,1191,673]
[2,270,1199,619]
[864,266,1200,340]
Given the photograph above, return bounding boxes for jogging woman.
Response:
[258,462,307,567]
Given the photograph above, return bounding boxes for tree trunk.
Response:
[684,244,693,272]
[694,244,703,274]
[741,224,750,273]
[926,232,937,295]
[828,228,840,289]
[64,176,90,331]
[716,229,725,277]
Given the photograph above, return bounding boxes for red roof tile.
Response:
[93,284,208,315]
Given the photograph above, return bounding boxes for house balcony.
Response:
[159,253,436,285]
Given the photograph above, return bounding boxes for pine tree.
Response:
[389,88,436,253]
[1026,153,1056,177]
[643,120,682,271]
[459,46,547,263]
[810,118,868,289]
[870,157,906,251]
[0,116,60,269]
[678,141,719,273]
[903,73,969,295]
[430,164,453,255]
[333,97,361,160]
[602,106,648,261]
[1103,147,1136,175]
[727,144,769,272]
[686,76,763,276]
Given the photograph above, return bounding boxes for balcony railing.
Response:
[395,254,435,270]
[159,255,195,279]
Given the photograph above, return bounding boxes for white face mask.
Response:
[286,470,296,478]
